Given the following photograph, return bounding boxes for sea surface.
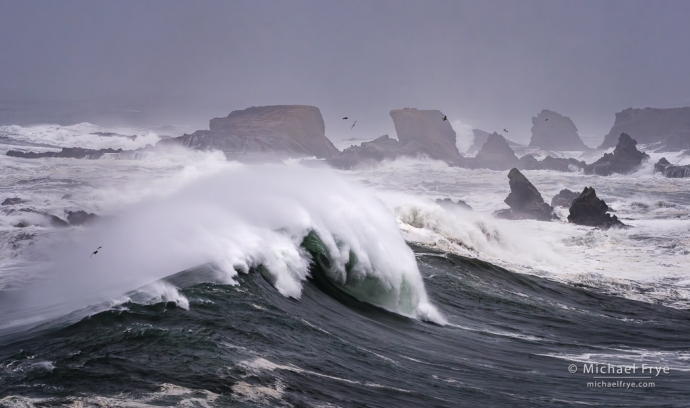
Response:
[1,123,689,407]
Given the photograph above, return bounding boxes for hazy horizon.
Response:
[2,0,690,147]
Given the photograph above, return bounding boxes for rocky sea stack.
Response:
[389,108,461,161]
[568,187,624,228]
[529,110,589,151]
[159,105,339,161]
[599,107,690,149]
[585,133,649,176]
[495,168,555,221]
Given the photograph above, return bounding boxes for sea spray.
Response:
[0,164,445,335]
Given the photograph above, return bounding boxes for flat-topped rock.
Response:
[160,105,339,160]
[389,108,461,161]
[529,110,589,150]
[585,133,649,176]
[568,187,624,228]
[495,168,555,221]
[599,107,690,149]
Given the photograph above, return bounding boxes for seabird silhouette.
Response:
[545,118,548,121]
[343,117,348,120]
[90,246,102,257]
[503,128,508,133]
[442,115,447,121]
[351,120,357,129]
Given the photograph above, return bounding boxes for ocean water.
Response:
[0,124,689,407]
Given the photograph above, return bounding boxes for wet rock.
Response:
[567,187,624,228]
[654,157,690,178]
[518,155,586,172]
[494,168,556,221]
[529,109,589,150]
[585,133,649,176]
[436,198,472,211]
[67,210,98,226]
[2,197,27,206]
[550,189,580,208]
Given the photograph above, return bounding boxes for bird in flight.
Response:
[90,246,102,257]
[442,115,448,121]
[343,117,348,120]
[545,118,549,121]
[503,128,508,133]
[351,120,357,129]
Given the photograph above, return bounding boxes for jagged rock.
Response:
[494,168,555,221]
[599,107,690,149]
[568,187,624,228]
[469,129,523,153]
[585,133,649,176]
[158,105,339,161]
[654,157,690,178]
[529,110,589,150]
[389,108,461,161]
[471,133,520,170]
[67,210,98,226]
[436,198,472,211]
[2,197,27,206]
[7,147,125,159]
[550,189,580,208]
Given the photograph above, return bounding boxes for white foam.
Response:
[0,165,445,334]
[0,123,161,151]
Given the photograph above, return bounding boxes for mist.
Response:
[0,164,443,336]
[1,1,690,146]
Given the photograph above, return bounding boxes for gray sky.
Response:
[1,0,689,146]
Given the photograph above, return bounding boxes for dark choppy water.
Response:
[2,246,689,407]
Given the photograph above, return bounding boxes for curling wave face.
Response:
[0,165,444,335]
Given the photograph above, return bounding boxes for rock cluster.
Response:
[654,158,690,178]
[567,187,624,228]
[494,168,556,221]
[585,133,649,176]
